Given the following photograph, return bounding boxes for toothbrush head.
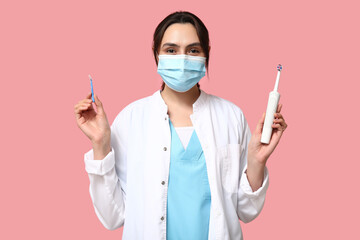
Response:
[88,74,93,80]
[277,64,282,71]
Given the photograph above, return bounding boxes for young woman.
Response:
[74,11,287,240]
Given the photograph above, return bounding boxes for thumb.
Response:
[254,112,266,134]
[94,94,105,115]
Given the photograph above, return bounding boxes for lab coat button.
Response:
[161,181,165,185]
[163,147,167,151]
[165,117,167,120]
[161,216,164,221]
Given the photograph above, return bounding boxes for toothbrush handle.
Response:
[90,79,95,102]
[261,91,280,144]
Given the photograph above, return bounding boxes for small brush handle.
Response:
[261,91,280,144]
[90,78,95,102]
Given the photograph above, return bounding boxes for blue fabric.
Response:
[166,119,211,240]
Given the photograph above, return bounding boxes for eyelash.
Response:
[166,48,200,54]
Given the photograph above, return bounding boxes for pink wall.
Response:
[1,0,359,239]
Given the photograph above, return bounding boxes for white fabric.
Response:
[174,126,194,150]
[83,89,269,240]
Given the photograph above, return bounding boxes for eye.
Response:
[189,48,201,54]
[166,48,175,53]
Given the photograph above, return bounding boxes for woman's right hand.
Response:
[74,93,111,150]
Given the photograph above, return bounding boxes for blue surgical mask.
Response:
[157,54,206,92]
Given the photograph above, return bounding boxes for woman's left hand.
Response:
[247,103,288,167]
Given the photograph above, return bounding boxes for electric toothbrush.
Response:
[260,64,282,144]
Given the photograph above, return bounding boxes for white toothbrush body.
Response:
[261,64,282,144]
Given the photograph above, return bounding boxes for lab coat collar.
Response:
[153,88,208,115]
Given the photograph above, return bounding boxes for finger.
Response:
[276,103,282,113]
[86,92,92,99]
[74,104,90,114]
[74,101,91,110]
[79,102,92,110]
[273,118,284,124]
[75,106,90,123]
[74,104,82,120]
[80,98,93,104]
[274,112,284,120]
[75,99,92,110]
[274,115,288,132]
[267,131,281,151]
[78,105,90,112]
[272,123,283,130]
[94,94,105,115]
[76,97,92,107]
[76,101,92,110]
[74,103,81,113]
[74,106,85,120]
[255,112,266,134]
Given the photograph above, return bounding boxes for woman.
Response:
[74,11,287,240]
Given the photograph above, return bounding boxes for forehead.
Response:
[161,23,200,46]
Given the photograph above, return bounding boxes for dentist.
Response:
[74,10,287,240]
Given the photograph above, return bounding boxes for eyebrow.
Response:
[161,42,201,48]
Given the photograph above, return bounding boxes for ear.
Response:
[152,47,158,61]
[208,45,211,53]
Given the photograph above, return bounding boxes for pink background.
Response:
[1,0,359,239]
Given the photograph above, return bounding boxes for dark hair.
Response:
[152,11,210,91]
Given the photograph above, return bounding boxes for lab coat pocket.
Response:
[216,144,241,193]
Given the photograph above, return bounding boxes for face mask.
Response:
[157,54,206,92]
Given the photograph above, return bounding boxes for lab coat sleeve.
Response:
[83,109,128,230]
[236,113,269,223]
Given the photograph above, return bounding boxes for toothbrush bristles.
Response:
[88,74,92,80]
[277,64,282,71]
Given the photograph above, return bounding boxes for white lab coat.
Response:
[84,89,269,240]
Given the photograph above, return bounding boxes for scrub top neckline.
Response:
[169,119,203,160]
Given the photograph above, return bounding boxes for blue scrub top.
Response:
[166,119,211,240]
